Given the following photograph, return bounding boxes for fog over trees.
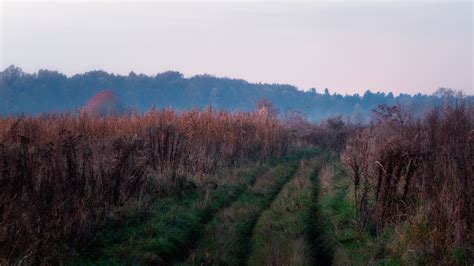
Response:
[1,65,471,121]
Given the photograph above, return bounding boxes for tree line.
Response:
[1,65,471,120]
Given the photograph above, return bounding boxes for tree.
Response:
[82,90,124,115]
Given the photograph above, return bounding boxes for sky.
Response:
[0,1,472,95]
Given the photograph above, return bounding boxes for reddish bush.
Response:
[82,90,124,115]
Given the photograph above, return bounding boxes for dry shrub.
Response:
[299,115,356,152]
[342,99,473,263]
[0,108,290,263]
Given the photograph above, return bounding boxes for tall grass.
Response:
[342,100,473,264]
[0,108,290,263]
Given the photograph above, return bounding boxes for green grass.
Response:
[72,165,267,265]
[304,152,334,265]
[247,159,317,266]
[72,148,326,265]
[317,158,467,266]
[317,160,378,265]
[318,159,410,266]
[180,158,301,265]
[73,186,240,265]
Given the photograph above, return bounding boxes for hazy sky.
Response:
[1,1,472,95]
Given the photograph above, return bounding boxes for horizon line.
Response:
[1,64,471,97]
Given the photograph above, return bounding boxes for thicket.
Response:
[0,108,290,264]
[342,99,473,264]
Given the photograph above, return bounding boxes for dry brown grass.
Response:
[0,108,290,263]
[342,100,474,263]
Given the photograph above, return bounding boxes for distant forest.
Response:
[1,65,472,121]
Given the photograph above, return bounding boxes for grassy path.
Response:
[306,158,334,265]
[73,148,324,265]
[178,148,324,266]
[246,149,335,266]
[180,160,300,265]
[246,159,317,265]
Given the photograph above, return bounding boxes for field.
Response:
[0,101,472,265]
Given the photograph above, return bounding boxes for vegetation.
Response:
[306,156,334,265]
[340,100,473,264]
[0,87,472,265]
[75,166,263,265]
[0,108,289,264]
[181,153,305,265]
[319,160,377,265]
[2,65,472,121]
[247,158,319,265]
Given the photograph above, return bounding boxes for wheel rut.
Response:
[179,160,299,266]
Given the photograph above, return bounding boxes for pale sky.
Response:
[1,1,473,95]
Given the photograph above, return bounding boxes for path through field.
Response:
[246,159,317,265]
[74,149,333,265]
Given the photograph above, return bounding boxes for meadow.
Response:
[0,99,472,265]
